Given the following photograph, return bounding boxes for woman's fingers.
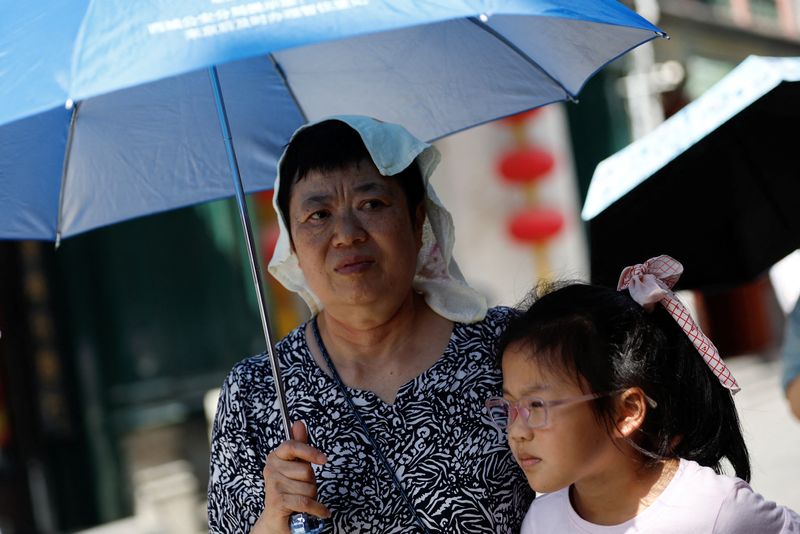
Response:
[267,481,331,517]
[265,421,326,467]
[265,453,318,483]
[291,420,308,443]
[271,437,327,466]
[258,420,331,530]
[263,467,331,521]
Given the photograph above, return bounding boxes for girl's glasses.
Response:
[484,390,657,432]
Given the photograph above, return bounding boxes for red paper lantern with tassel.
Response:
[508,208,565,243]
[497,148,555,184]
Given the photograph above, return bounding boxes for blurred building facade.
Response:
[0,200,302,533]
[656,0,800,101]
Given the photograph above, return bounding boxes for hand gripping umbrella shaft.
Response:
[209,67,325,534]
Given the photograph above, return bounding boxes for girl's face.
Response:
[502,342,622,494]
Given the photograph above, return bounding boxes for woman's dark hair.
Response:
[276,120,424,230]
[498,281,750,481]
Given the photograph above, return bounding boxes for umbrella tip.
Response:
[55,233,62,249]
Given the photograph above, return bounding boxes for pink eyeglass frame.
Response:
[484,389,657,431]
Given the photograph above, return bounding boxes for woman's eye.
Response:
[309,210,329,221]
[361,199,387,210]
[528,399,546,409]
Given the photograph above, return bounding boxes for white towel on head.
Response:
[267,115,487,323]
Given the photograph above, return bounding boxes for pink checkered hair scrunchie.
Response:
[618,255,740,394]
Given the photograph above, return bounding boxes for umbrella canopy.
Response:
[1,0,664,241]
[583,55,800,291]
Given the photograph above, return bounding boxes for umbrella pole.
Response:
[210,69,326,534]
[208,66,293,441]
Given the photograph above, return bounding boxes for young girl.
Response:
[486,256,800,533]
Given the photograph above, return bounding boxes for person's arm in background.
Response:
[782,299,800,420]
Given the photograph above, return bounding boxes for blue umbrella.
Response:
[2,0,664,241]
[1,3,663,529]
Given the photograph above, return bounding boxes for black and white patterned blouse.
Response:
[208,306,534,533]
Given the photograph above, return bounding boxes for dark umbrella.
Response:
[582,56,800,291]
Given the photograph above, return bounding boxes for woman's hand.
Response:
[251,421,330,534]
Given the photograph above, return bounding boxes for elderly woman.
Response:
[208,116,533,533]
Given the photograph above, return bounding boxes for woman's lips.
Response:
[517,455,542,468]
[334,258,375,274]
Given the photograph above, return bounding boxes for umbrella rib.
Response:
[269,53,308,122]
[466,17,578,102]
[55,102,80,247]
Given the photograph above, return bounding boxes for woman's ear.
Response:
[613,387,649,438]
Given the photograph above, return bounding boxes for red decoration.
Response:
[260,224,280,260]
[508,208,564,242]
[502,108,541,125]
[497,148,555,183]
[254,189,275,206]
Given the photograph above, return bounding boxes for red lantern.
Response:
[508,208,565,242]
[497,148,555,183]
[501,108,541,125]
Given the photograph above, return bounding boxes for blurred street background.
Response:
[2,0,800,532]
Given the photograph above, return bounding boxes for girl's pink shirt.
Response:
[520,459,800,533]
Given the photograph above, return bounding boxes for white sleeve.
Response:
[714,482,800,533]
[520,503,538,534]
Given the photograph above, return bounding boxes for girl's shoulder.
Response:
[520,462,799,533]
[714,481,800,533]
[670,460,799,533]
[519,489,572,534]
[677,459,744,493]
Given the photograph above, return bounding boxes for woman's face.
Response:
[288,160,423,316]
[502,343,620,494]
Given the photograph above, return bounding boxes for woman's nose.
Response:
[332,210,367,246]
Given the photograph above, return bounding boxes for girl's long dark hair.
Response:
[498,282,750,481]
